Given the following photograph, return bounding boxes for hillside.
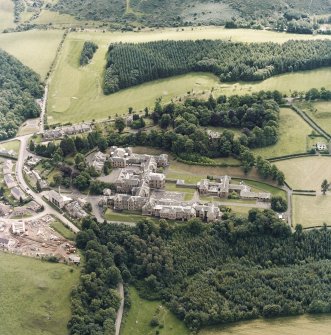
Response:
[52,0,331,27]
[0,49,43,140]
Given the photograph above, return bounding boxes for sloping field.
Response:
[0,252,79,335]
[293,195,331,228]
[296,101,331,135]
[253,108,314,158]
[275,156,331,190]
[200,314,331,335]
[48,27,331,125]
[0,30,64,79]
[0,0,15,32]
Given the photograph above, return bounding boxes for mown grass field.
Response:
[51,219,76,240]
[0,252,79,335]
[275,156,331,190]
[199,314,331,335]
[296,101,331,135]
[253,108,314,158]
[0,0,15,32]
[121,287,189,335]
[0,140,20,153]
[0,30,64,79]
[293,195,331,228]
[47,27,331,125]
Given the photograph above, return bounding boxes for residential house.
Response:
[48,190,72,209]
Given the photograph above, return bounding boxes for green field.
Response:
[121,287,189,335]
[48,28,331,125]
[0,252,79,335]
[293,195,331,228]
[296,101,331,135]
[165,183,196,201]
[51,219,76,240]
[104,208,153,223]
[34,9,81,25]
[275,156,331,190]
[237,179,286,198]
[0,140,20,154]
[0,30,64,79]
[199,314,331,335]
[252,108,314,158]
[0,0,15,32]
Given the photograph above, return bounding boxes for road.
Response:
[12,135,80,233]
[115,283,125,335]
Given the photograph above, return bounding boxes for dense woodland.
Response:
[80,41,98,66]
[52,0,331,28]
[0,49,43,140]
[73,214,331,333]
[104,39,331,93]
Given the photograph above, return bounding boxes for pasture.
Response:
[121,287,189,335]
[0,140,20,154]
[296,101,331,135]
[0,252,79,335]
[0,30,64,79]
[199,314,331,335]
[0,0,15,32]
[48,28,331,125]
[293,195,331,228]
[275,156,331,190]
[253,108,314,158]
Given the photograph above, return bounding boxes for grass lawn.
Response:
[47,27,331,125]
[0,140,20,154]
[51,219,76,240]
[165,183,195,200]
[253,108,314,158]
[121,286,189,335]
[236,179,286,198]
[199,314,331,335]
[275,156,331,190]
[228,206,256,216]
[296,100,331,135]
[293,195,331,228]
[0,252,79,335]
[0,30,64,79]
[0,0,15,32]
[104,208,152,223]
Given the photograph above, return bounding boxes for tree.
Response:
[36,180,42,193]
[73,171,91,190]
[60,136,77,156]
[160,114,171,129]
[115,117,125,133]
[29,140,35,152]
[321,179,329,195]
[271,196,288,212]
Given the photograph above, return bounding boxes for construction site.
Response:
[0,215,79,263]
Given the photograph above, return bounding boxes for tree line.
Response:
[74,213,331,333]
[80,41,98,66]
[104,39,331,93]
[0,49,43,140]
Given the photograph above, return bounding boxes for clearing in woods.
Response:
[0,30,64,79]
[47,28,331,125]
[293,195,331,228]
[275,156,331,190]
[199,314,331,335]
[0,252,79,335]
[121,286,189,335]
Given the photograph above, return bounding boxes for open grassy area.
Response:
[293,195,331,228]
[51,219,76,240]
[275,156,331,190]
[0,252,79,335]
[0,140,20,154]
[34,9,81,25]
[165,182,196,201]
[47,27,331,125]
[199,314,331,335]
[104,208,153,223]
[121,286,189,335]
[238,179,286,198]
[253,108,314,158]
[296,101,331,135]
[0,30,64,79]
[0,0,15,32]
